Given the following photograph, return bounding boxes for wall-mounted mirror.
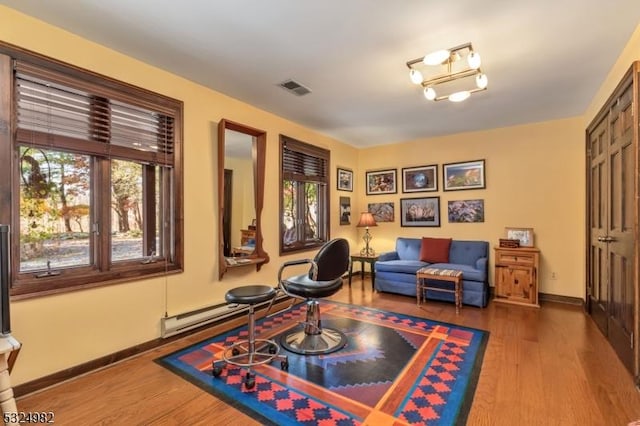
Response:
[218,119,269,279]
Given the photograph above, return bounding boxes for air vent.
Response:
[278,79,312,96]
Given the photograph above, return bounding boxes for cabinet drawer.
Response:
[496,252,535,265]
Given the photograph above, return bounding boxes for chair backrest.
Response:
[311,238,350,281]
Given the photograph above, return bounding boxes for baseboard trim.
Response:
[488,287,584,307]
[14,300,290,398]
[538,292,584,306]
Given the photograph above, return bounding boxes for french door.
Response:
[587,72,636,375]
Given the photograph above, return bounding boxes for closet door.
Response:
[587,72,636,375]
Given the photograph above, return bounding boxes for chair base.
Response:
[281,327,347,355]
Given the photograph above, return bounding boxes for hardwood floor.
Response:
[17,278,640,425]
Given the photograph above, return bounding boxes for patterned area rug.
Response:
[156,301,488,425]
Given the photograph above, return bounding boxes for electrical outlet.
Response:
[551,272,557,280]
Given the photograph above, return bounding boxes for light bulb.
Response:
[448,91,471,102]
[423,49,450,66]
[476,73,488,89]
[467,51,481,69]
[409,69,423,85]
[423,87,436,100]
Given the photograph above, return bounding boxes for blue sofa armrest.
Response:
[475,257,488,274]
[378,251,399,261]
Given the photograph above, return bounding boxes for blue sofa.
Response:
[374,237,489,307]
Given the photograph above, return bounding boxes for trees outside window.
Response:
[280,135,329,253]
[0,47,183,298]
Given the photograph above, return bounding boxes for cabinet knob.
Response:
[514,279,519,284]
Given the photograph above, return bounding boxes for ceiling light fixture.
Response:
[407,42,488,102]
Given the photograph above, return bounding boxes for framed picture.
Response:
[448,199,484,223]
[339,196,351,225]
[402,164,438,193]
[337,167,353,192]
[443,159,486,191]
[366,169,397,195]
[505,227,534,247]
[400,196,440,227]
[368,202,394,222]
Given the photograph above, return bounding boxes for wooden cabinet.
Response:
[494,247,540,307]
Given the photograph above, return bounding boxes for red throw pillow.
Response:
[420,237,452,263]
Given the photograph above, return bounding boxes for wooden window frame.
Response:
[0,42,184,299]
[279,135,329,254]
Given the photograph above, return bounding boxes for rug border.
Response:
[154,300,490,425]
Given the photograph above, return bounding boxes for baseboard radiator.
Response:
[161,293,289,338]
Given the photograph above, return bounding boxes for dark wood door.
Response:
[587,78,635,374]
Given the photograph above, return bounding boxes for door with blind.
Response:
[587,69,637,375]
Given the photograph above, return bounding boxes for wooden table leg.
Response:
[370,260,375,290]
[348,260,354,286]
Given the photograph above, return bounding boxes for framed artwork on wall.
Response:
[402,164,438,193]
[400,196,440,227]
[339,196,351,225]
[368,202,394,222]
[448,199,485,223]
[366,169,397,195]
[337,167,353,191]
[443,159,486,191]
[505,227,534,247]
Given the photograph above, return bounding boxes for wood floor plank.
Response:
[15,279,640,425]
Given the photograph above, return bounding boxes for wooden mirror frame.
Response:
[218,119,269,279]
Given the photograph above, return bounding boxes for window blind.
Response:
[281,136,328,182]
[15,63,175,166]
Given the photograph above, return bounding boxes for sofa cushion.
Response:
[375,260,427,274]
[420,237,452,263]
[395,237,422,261]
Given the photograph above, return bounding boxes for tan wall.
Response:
[225,156,254,248]
[584,23,640,125]
[3,6,639,388]
[357,118,585,298]
[0,7,359,385]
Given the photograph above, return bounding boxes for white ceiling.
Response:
[3,1,640,148]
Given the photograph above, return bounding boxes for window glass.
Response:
[19,147,92,271]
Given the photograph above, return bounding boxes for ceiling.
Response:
[3,1,640,148]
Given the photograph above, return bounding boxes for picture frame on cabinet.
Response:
[505,227,534,247]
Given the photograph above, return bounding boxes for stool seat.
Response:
[225,285,276,305]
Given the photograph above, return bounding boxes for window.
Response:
[280,135,329,253]
[0,48,183,298]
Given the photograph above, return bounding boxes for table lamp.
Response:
[356,212,378,256]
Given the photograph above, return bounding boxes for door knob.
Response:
[602,236,616,243]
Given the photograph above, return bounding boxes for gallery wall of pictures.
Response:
[355,159,487,227]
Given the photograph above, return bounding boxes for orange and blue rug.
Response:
[156,301,488,425]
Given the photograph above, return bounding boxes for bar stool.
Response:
[212,285,288,389]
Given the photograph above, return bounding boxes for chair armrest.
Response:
[377,251,399,262]
[277,258,319,283]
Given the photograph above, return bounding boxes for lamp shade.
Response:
[356,212,377,228]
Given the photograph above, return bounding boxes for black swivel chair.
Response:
[277,238,350,355]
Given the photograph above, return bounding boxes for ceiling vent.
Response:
[278,79,312,96]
